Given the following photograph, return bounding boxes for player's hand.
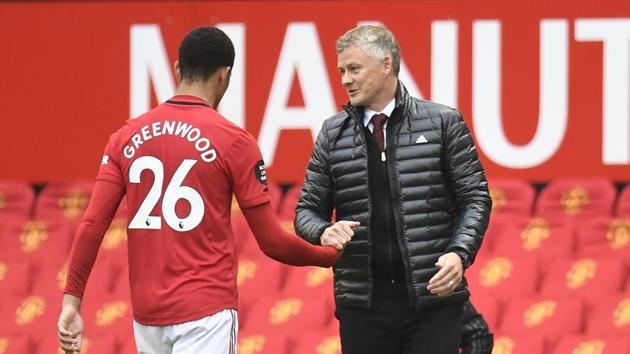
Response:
[427,252,463,296]
[57,304,84,354]
[321,221,360,251]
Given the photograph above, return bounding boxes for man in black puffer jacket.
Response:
[295,25,492,354]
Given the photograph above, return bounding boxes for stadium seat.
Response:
[535,178,616,220]
[586,295,630,337]
[489,217,575,266]
[237,330,288,354]
[282,265,334,298]
[81,293,133,347]
[466,256,539,304]
[0,294,59,343]
[278,184,302,219]
[243,292,334,341]
[475,216,513,258]
[467,295,500,331]
[576,217,630,258]
[616,184,630,217]
[499,297,584,345]
[552,335,630,354]
[0,181,34,221]
[0,259,31,297]
[237,256,288,329]
[32,258,115,302]
[540,257,626,306]
[0,218,73,271]
[37,332,117,354]
[292,327,341,354]
[34,181,93,223]
[490,334,545,354]
[0,334,30,354]
[488,178,536,217]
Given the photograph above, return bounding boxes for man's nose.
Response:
[341,73,352,86]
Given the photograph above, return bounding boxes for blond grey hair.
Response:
[336,25,401,75]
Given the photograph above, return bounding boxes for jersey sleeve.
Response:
[224,132,272,209]
[96,130,124,186]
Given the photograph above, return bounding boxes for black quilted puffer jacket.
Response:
[295,82,491,309]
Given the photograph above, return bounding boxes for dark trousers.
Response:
[336,294,463,354]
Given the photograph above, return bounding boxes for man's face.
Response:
[337,46,386,108]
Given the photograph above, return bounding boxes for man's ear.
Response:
[382,56,392,76]
[174,61,181,83]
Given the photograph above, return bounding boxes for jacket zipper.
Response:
[385,121,416,302]
[381,151,396,283]
[359,119,375,307]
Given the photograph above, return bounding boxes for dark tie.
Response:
[371,113,388,151]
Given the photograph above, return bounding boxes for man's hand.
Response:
[57,295,84,354]
[321,221,360,251]
[427,252,463,296]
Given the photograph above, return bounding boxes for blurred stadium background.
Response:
[1,1,629,353]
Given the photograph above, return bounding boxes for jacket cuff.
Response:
[447,247,473,269]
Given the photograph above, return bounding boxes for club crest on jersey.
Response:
[254,160,268,185]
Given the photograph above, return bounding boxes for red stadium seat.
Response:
[0,334,30,354]
[32,258,115,302]
[37,332,117,354]
[540,257,626,306]
[490,217,575,266]
[237,331,288,354]
[278,184,302,219]
[467,295,500,331]
[0,218,73,270]
[0,181,34,221]
[576,217,630,258]
[499,297,584,345]
[476,215,512,258]
[292,327,341,354]
[535,178,616,220]
[81,294,133,347]
[586,295,630,337]
[488,178,536,217]
[237,256,288,329]
[466,256,539,305]
[243,292,333,341]
[552,335,630,354]
[0,294,59,343]
[616,184,630,217]
[282,266,334,298]
[0,259,31,297]
[490,334,545,354]
[34,181,93,223]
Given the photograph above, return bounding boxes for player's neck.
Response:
[175,82,218,109]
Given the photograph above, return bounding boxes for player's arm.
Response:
[58,179,125,353]
[242,202,357,267]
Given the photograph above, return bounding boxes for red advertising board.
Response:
[0,1,628,184]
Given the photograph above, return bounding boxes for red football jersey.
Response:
[97,95,270,325]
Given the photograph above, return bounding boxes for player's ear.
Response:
[174,61,181,84]
[219,66,231,84]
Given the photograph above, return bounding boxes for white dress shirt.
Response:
[363,98,396,148]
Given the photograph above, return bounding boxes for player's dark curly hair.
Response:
[178,27,235,83]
